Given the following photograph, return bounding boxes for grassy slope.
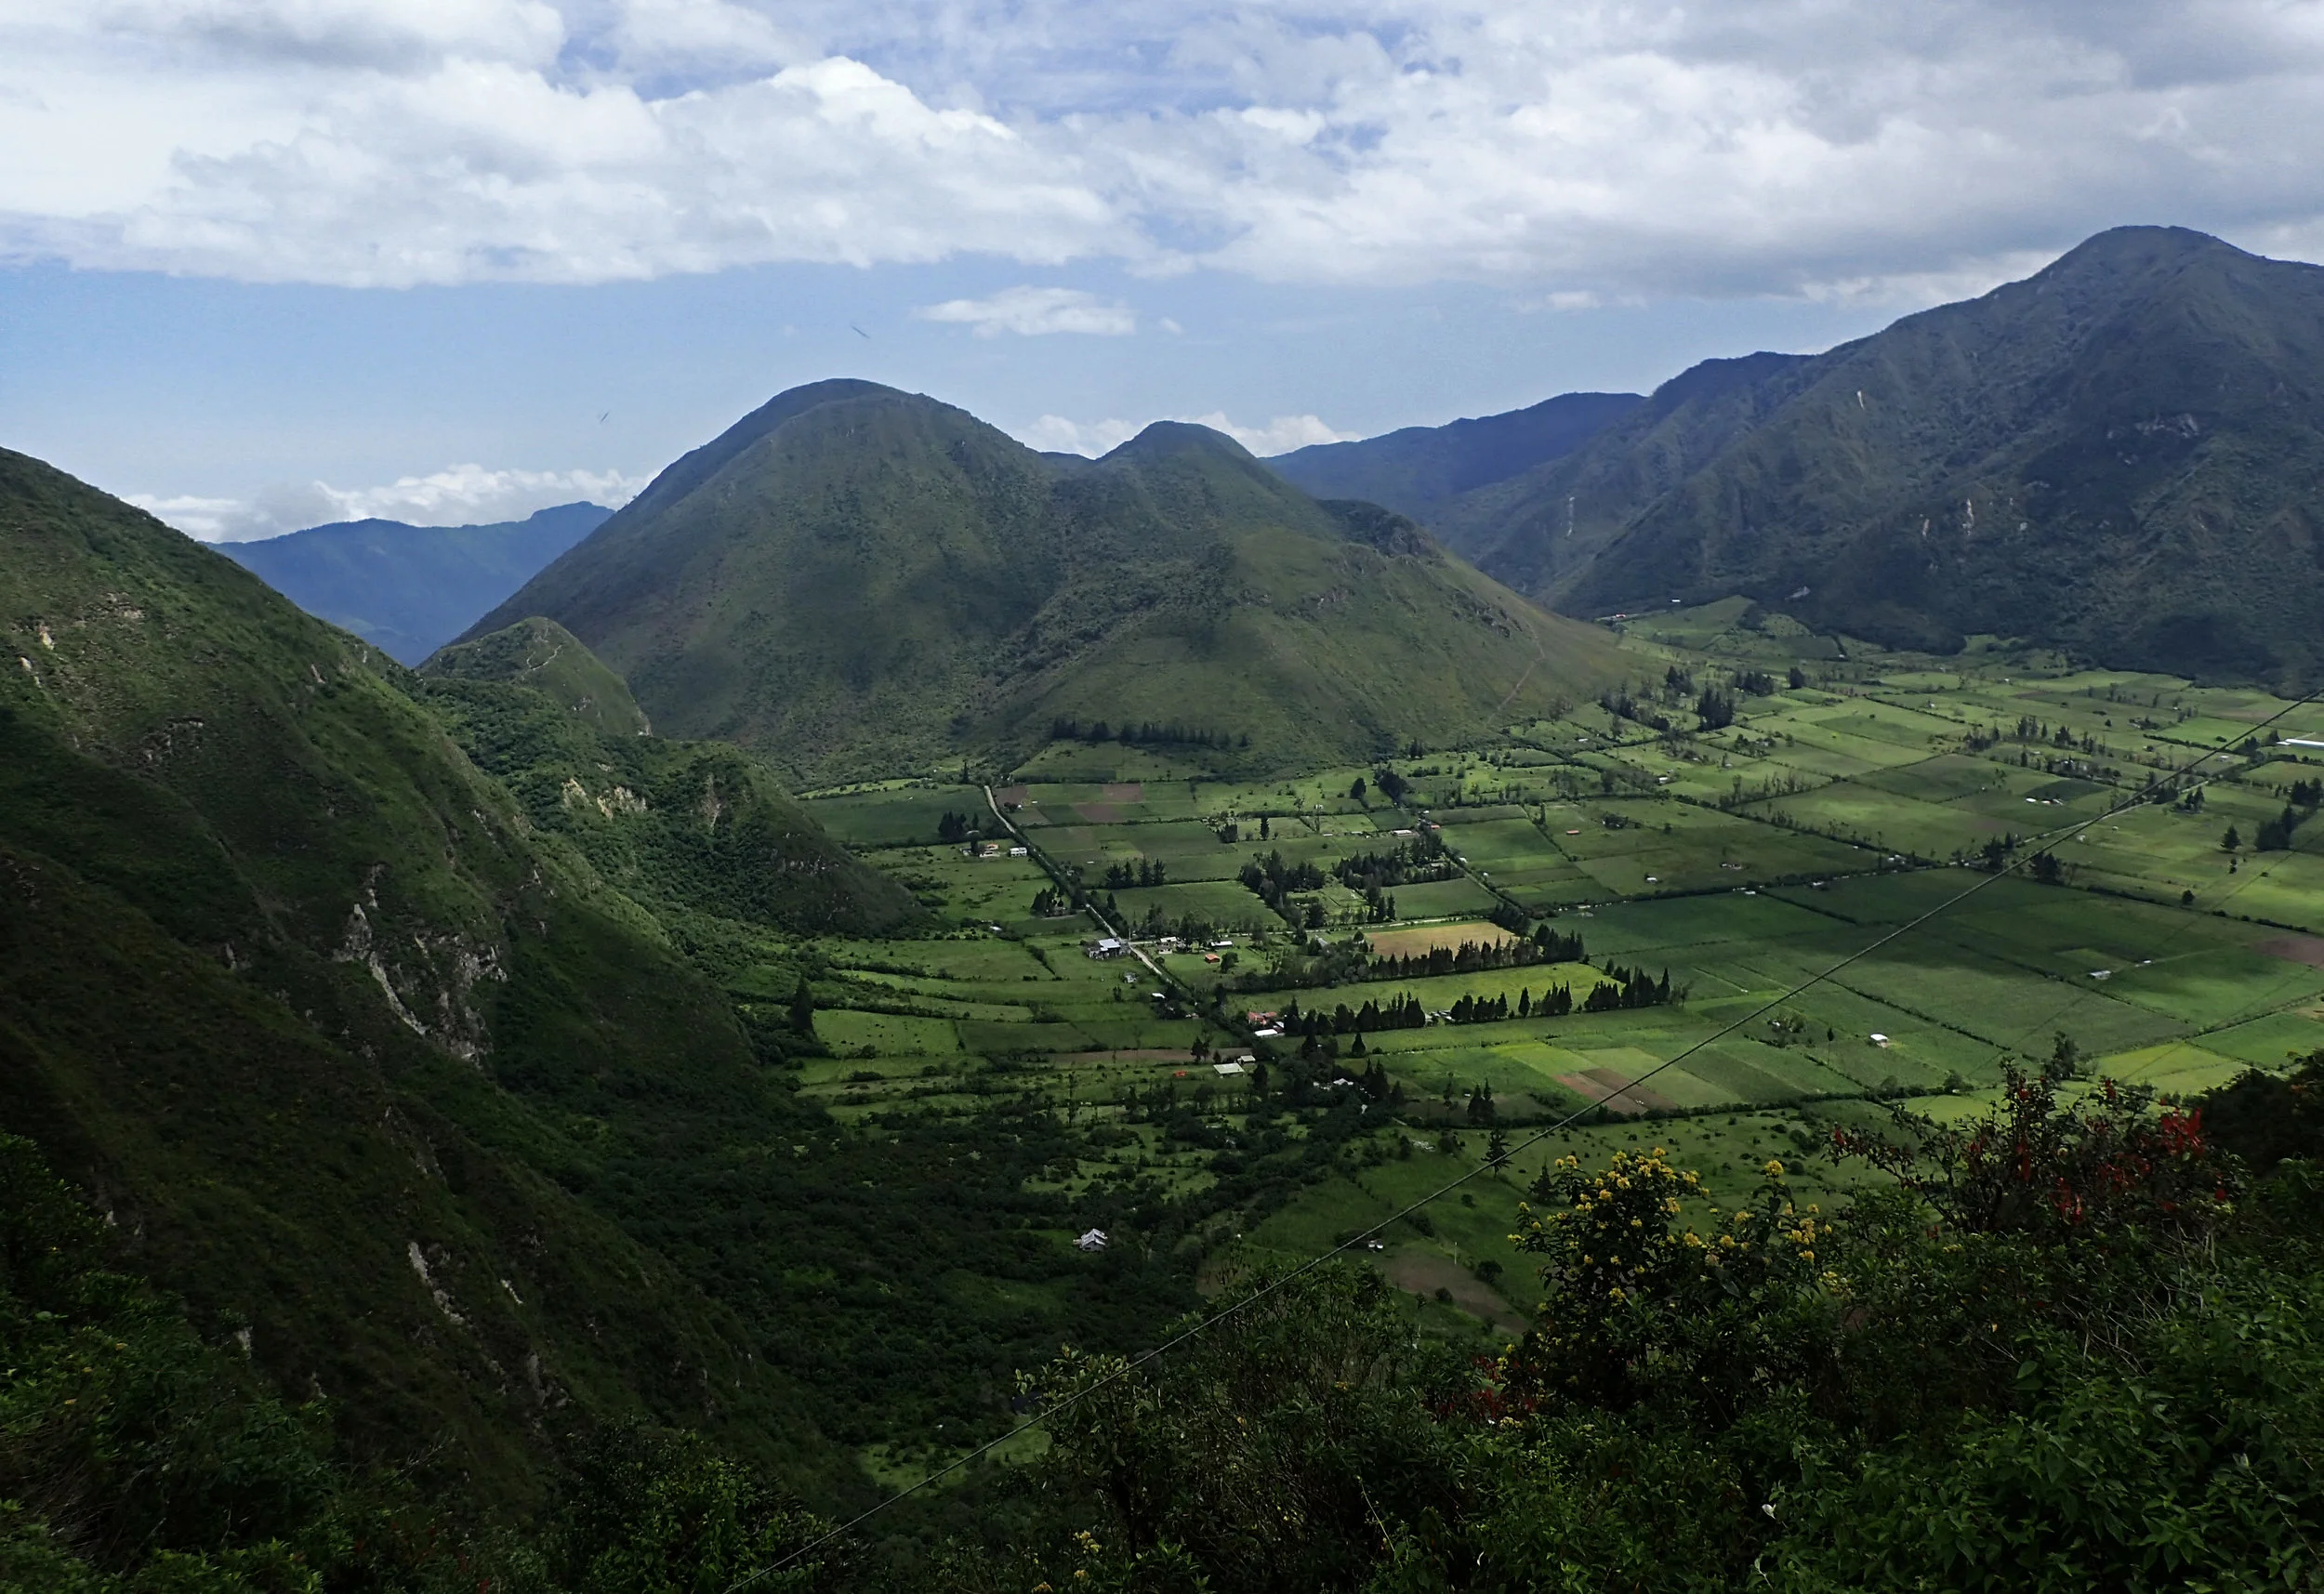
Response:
[420,619,924,937]
[1466,228,2324,679]
[0,449,850,1506]
[467,388,1630,785]
[426,613,651,736]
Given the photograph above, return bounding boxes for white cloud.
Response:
[915,284,1136,337]
[1185,412,1359,455]
[132,463,646,541]
[5,1,2324,296]
[1016,415,1142,455]
[1014,412,1358,458]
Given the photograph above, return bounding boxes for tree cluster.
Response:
[1047,718,1243,749]
[1600,686,1673,733]
[1363,923,1586,982]
[1578,962,1675,1010]
[2257,779,2321,850]
[1237,850,1327,916]
[1274,993,1430,1036]
[945,1058,2324,1594]
[1330,834,1457,892]
[1102,858,1169,889]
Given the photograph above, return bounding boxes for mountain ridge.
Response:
[1267,389,1644,523]
[467,384,1630,784]
[1266,226,2324,681]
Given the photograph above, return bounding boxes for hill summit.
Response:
[1281,227,2324,682]
[466,383,1627,784]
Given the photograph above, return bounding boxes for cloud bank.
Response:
[133,462,646,541]
[7,0,2324,299]
[915,285,1136,336]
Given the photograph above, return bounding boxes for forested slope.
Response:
[0,449,853,1508]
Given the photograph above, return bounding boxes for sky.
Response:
[4,0,2324,540]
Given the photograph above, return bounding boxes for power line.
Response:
[728,688,2317,1590]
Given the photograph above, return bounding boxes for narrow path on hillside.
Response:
[1488,628,1549,720]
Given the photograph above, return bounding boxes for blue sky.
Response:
[6,0,2324,538]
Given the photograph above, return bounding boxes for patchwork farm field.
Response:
[775,609,2324,1341]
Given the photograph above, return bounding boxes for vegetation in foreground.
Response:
[12,1058,2319,1591]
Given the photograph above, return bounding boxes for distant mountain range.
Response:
[1268,391,1644,524]
[466,380,1628,785]
[220,502,611,664]
[220,227,2324,696]
[1270,227,2324,683]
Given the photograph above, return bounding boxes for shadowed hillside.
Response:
[465,384,1630,784]
[0,451,859,1506]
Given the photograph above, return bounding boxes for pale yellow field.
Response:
[1366,920,1514,956]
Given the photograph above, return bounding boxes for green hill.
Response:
[221,502,610,664]
[1446,228,2324,679]
[464,384,1630,784]
[0,449,860,1507]
[425,613,651,736]
[419,618,922,937]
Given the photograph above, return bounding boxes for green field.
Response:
[774,607,2324,1377]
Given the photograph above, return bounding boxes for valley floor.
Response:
[759,604,2324,1493]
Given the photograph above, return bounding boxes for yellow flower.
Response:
[1763,1158,1785,1178]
